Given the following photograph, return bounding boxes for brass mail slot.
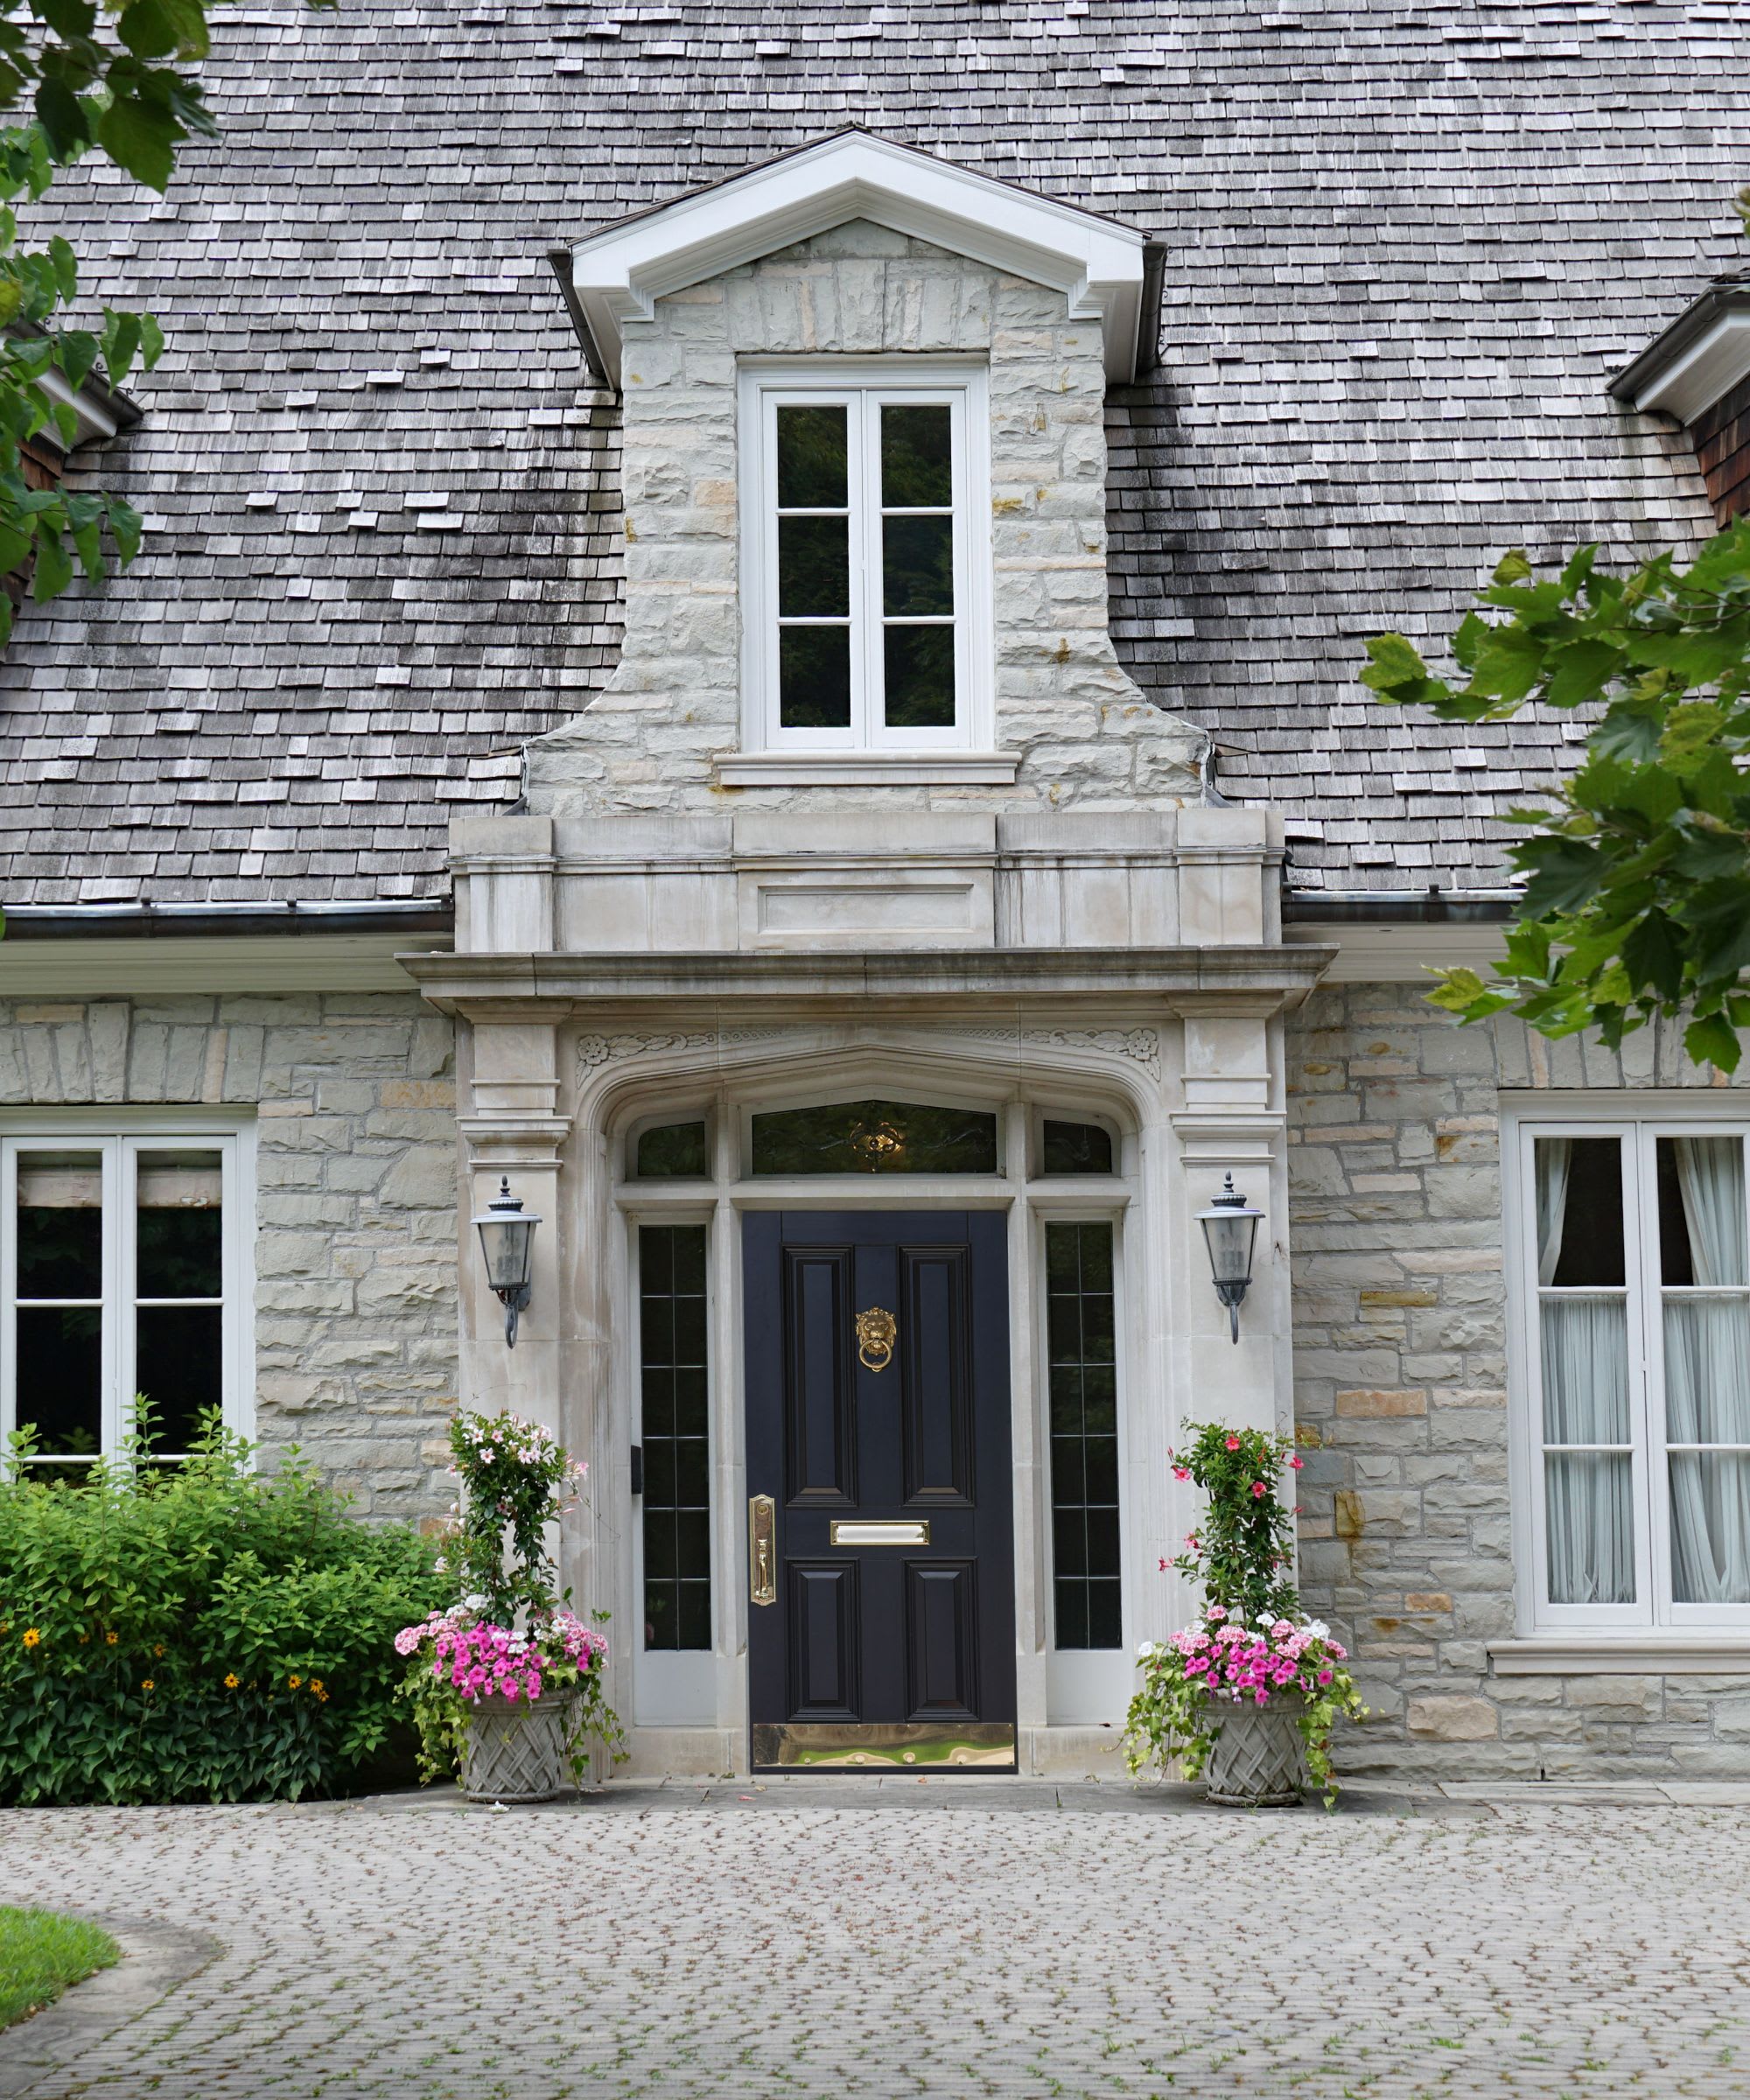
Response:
[830,1520,930,1547]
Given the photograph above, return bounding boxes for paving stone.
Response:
[4,1789,1748,2097]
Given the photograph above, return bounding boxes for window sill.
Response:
[1489,1638,1750,1676]
[715,751,1022,788]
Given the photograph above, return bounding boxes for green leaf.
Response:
[1469,624,1547,704]
[47,234,77,303]
[1516,836,1606,919]
[1684,1012,1743,1074]
[1620,910,1685,1003]
[32,79,91,163]
[1544,639,1624,709]
[1491,549,1533,585]
[30,518,72,601]
[1361,631,1432,693]
[107,496,143,566]
[93,97,179,192]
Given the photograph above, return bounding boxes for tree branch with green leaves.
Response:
[1362,520,1750,1072]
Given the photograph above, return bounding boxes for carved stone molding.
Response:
[576,1031,716,1080]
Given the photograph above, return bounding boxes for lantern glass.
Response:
[472,1180,540,1294]
[1202,1207,1260,1289]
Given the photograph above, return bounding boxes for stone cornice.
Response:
[398,943,1336,1018]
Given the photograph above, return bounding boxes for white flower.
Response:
[1303,1618,1330,1641]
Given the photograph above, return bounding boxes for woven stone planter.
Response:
[1202,1694,1306,1808]
[458,1688,578,1803]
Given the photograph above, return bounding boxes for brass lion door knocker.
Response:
[856,1306,897,1374]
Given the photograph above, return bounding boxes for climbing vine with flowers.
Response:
[1126,1419,1367,1803]
[396,1409,626,1785]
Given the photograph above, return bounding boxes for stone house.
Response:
[3,4,1748,1782]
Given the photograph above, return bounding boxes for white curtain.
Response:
[1666,1138,1750,1604]
[1536,1137,1572,1286]
[1536,1139,1635,1604]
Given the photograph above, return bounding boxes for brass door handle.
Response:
[749,1494,776,1606]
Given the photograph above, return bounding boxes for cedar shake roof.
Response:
[0,0,1739,905]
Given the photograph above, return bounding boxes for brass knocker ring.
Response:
[856,1306,897,1374]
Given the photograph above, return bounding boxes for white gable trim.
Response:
[567,131,1151,387]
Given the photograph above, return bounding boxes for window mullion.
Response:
[763,390,782,750]
[107,1137,128,1467]
[857,392,880,747]
[0,1142,15,1466]
[1626,1127,1662,1626]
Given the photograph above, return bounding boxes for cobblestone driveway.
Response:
[4,1782,1749,2098]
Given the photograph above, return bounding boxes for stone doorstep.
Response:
[0,1915,220,2099]
[339,1777,1478,1817]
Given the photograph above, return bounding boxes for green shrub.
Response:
[0,1419,447,1804]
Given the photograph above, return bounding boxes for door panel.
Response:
[906,1560,978,1718]
[788,1564,860,1717]
[784,1244,857,1505]
[900,1242,973,1504]
[746,1209,1015,1771]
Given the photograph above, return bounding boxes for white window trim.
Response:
[0,1114,256,1470]
[736,357,996,763]
[1503,1100,1750,1640]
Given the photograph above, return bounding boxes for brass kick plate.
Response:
[830,1520,930,1546]
[752,1722,1016,1771]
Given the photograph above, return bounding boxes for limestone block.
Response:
[375,1144,458,1212]
[1405,1695,1500,1740]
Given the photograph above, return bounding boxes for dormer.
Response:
[1612,274,1750,527]
[531,130,1199,809]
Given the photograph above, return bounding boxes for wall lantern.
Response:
[473,1177,541,1348]
[1197,1172,1264,1344]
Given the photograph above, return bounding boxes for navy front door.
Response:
[744,1210,1017,1770]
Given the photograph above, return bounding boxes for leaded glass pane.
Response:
[748,1099,998,1176]
[640,1224,712,1652]
[634,1121,710,1180]
[1041,1121,1114,1176]
[1046,1221,1122,1650]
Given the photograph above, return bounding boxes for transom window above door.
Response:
[739,363,992,755]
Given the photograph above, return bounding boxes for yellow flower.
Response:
[224,1673,240,1690]
[141,1678,154,1691]
[22,1628,40,1648]
[153,1643,164,1658]
[287,1674,302,1690]
[104,1630,118,1645]
[308,1677,325,1696]
[78,1633,89,1644]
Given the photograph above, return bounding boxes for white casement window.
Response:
[1508,1113,1750,1630]
[738,361,992,754]
[0,1125,255,1471]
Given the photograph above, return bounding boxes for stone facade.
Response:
[0,993,459,1521]
[1289,981,1750,1779]
[525,220,1202,816]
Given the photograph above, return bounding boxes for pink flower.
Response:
[1225,1436,1241,1452]
[1172,1466,1191,1482]
[1289,1455,1305,1471]
[1251,1481,1266,1498]
[1206,1605,1226,1621]
[1317,1669,1334,1685]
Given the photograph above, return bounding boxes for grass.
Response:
[0,1905,120,2029]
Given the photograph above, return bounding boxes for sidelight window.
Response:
[1513,1116,1750,1628]
[639,1224,713,1650]
[1,1129,251,1472]
[741,364,990,753]
[1045,1220,1122,1648]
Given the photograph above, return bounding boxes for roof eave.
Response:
[1610,276,1750,424]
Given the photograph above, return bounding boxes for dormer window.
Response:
[740,362,991,753]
